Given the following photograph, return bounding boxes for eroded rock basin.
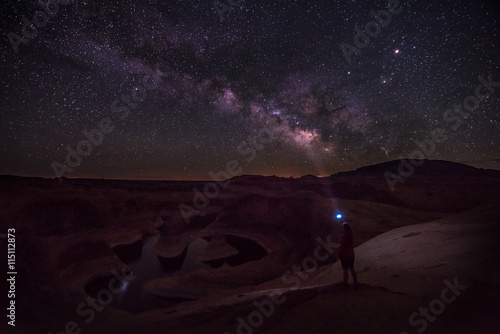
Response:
[85,235,210,313]
[85,233,267,313]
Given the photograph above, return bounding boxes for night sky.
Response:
[1,0,499,180]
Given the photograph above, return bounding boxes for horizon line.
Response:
[1,158,499,182]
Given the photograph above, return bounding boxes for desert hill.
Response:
[331,159,500,179]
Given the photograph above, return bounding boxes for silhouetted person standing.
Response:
[338,222,358,289]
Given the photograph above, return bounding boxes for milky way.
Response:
[0,0,499,180]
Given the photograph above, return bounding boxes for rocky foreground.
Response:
[84,201,500,334]
[0,160,499,334]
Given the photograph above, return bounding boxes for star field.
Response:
[0,0,499,180]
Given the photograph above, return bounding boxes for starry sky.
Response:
[0,0,499,180]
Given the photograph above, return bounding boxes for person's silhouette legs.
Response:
[350,267,358,289]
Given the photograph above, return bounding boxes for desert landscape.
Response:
[1,159,499,334]
[2,1,499,333]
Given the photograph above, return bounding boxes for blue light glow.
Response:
[120,281,129,292]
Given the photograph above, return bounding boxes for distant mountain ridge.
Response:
[1,160,499,182]
[330,159,500,179]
